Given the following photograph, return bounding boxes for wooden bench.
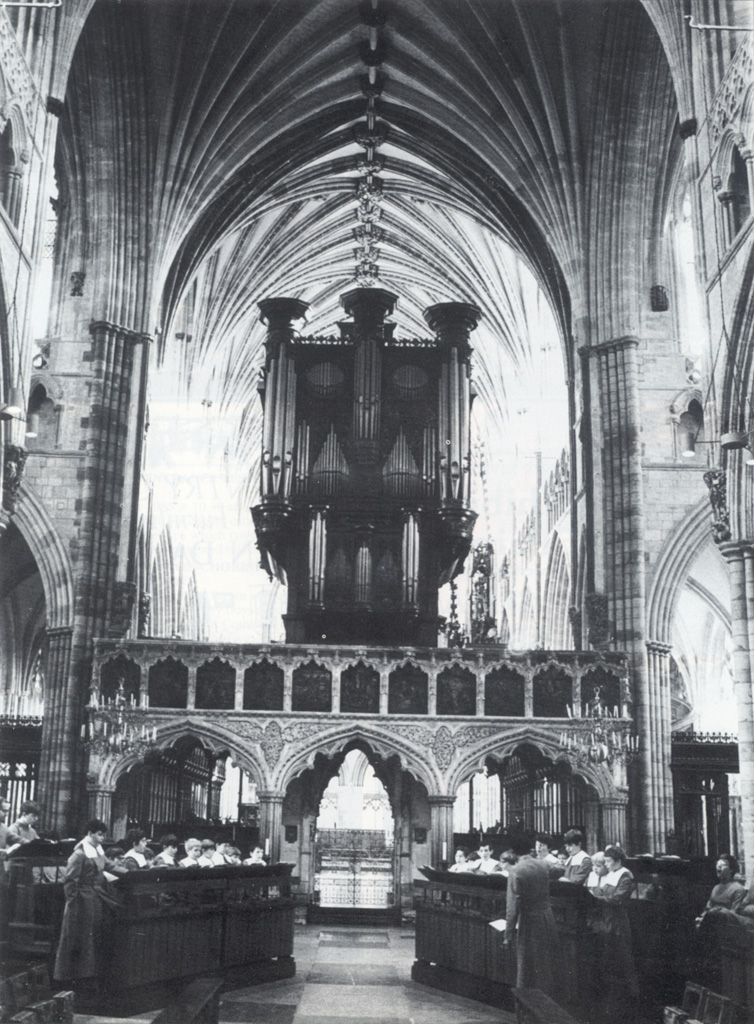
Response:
[151,978,224,1024]
[664,982,738,1024]
[514,988,579,1024]
[0,964,73,1023]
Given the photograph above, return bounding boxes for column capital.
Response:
[427,794,456,807]
[718,540,754,562]
[258,297,309,328]
[646,640,672,656]
[582,335,640,357]
[600,794,629,808]
[257,789,286,803]
[89,320,150,344]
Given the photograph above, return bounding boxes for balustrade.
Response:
[91,639,629,722]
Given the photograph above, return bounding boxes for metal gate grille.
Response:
[315,830,393,909]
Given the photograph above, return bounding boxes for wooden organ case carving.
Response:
[252,288,480,645]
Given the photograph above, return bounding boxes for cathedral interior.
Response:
[1,0,754,1017]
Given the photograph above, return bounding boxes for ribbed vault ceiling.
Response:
[58,0,681,639]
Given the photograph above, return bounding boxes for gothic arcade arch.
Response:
[272,723,441,796]
[95,718,268,793]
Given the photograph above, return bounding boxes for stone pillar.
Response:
[646,640,674,849]
[258,790,285,863]
[36,321,149,835]
[720,541,754,883]
[37,626,73,834]
[716,190,736,247]
[600,795,629,849]
[583,795,600,852]
[428,795,455,867]
[187,665,197,709]
[587,337,651,852]
[87,786,114,825]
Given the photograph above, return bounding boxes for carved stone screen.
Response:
[532,665,572,717]
[292,660,332,712]
[243,659,284,711]
[100,654,140,703]
[195,658,235,709]
[340,661,380,713]
[436,665,476,716]
[148,658,189,709]
[484,665,525,716]
[581,666,622,714]
[388,663,428,715]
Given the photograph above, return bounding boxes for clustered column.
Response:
[257,790,285,863]
[40,321,149,834]
[719,541,754,881]
[645,640,674,844]
[586,336,653,852]
[428,795,456,867]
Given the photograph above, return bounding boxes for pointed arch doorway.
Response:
[284,741,427,925]
[314,749,394,918]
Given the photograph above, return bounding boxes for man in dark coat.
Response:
[502,835,559,998]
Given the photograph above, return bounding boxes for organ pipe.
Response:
[308,509,327,605]
[355,540,373,605]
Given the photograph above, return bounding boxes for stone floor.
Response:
[74,925,516,1024]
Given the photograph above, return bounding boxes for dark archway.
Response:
[282,738,429,921]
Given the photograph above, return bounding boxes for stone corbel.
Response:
[585,593,612,649]
[109,580,137,638]
[2,443,28,514]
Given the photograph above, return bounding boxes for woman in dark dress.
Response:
[503,835,559,998]
[589,844,639,1024]
[697,853,748,923]
[53,818,122,991]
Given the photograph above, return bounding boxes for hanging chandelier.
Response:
[83,678,156,756]
[559,689,638,767]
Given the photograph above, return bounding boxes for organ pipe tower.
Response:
[252,288,480,645]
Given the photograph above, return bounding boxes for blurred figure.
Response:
[589,845,639,1024]
[6,800,40,848]
[586,851,607,889]
[226,846,243,865]
[122,829,149,870]
[152,835,180,867]
[106,846,126,870]
[53,819,124,993]
[474,843,502,874]
[212,839,232,865]
[558,829,592,885]
[449,848,474,873]
[535,834,559,866]
[696,854,748,924]
[502,836,559,998]
[180,838,203,866]
[198,839,219,866]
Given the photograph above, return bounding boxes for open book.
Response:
[489,918,506,932]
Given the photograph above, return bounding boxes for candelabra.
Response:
[83,678,157,756]
[559,691,639,767]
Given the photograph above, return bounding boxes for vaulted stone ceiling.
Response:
[57,0,680,339]
[53,0,684,638]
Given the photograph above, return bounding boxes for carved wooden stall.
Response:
[6,852,296,1011]
[413,859,715,1016]
[106,864,295,1005]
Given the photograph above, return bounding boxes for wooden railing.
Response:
[6,851,296,1013]
[412,860,716,1016]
